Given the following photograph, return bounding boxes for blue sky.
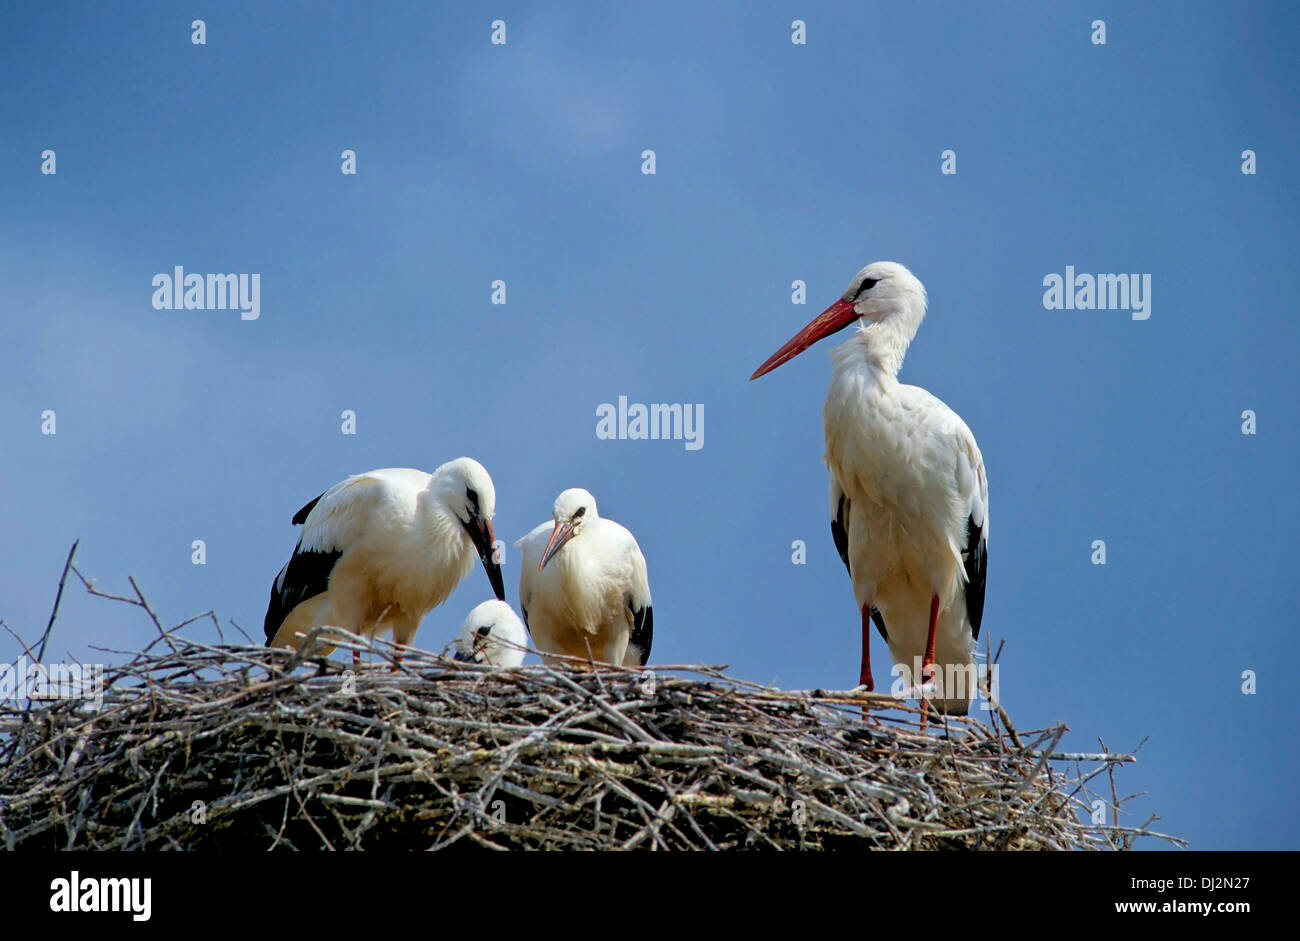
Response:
[2,2,1297,850]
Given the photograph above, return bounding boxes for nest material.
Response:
[0,621,1181,851]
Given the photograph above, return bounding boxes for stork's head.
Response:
[452,600,527,667]
[539,488,598,571]
[750,261,927,380]
[435,457,506,602]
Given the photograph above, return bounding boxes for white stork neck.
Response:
[835,319,916,380]
[423,500,473,565]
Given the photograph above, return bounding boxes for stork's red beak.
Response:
[749,298,859,380]
[539,519,576,571]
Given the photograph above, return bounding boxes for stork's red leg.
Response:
[921,593,939,686]
[352,649,361,670]
[919,593,940,729]
[858,604,876,720]
[859,604,874,691]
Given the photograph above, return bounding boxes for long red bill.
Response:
[539,519,576,571]
[749,298,859,380]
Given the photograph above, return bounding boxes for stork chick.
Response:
[517,488,653,668]
[452,600,529,667]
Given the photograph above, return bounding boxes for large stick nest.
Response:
[0,617,1181,851]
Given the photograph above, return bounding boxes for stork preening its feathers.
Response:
[453,600,529,667]
[264,458,506,666]
[517,488,653,668]
[751,261,989,715]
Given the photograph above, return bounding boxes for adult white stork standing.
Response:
[452,600,529,667]
[750,261,988,715]
[516,488,653,668]
[264,458,506,666]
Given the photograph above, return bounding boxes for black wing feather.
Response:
[263,546,342,644]
[627,598,653,666]
[832,491,888,642]
[963,514,987,640]
[870,608,888,642]
[831,492,851,576]
[265,490,341,644]
[291,492,325,526]
[265,483,345,648]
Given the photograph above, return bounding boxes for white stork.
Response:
[516,488,653,668]
[452,600,529,667]
[750,261,988,715]
[264,458,505,666]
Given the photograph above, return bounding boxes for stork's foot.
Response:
[850,683,881,722]
[915,687,936,729]
[919,699,946,730]
[916,674,937,729]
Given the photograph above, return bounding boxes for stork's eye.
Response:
[573,506,586,519]
[466,488,480,514]
[855,278,879,298]
[476,625,491,636]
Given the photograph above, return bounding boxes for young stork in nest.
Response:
[452,600,529,667]
[750,261,989,715]
[516,488,653,668]
[264,458,505,666]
